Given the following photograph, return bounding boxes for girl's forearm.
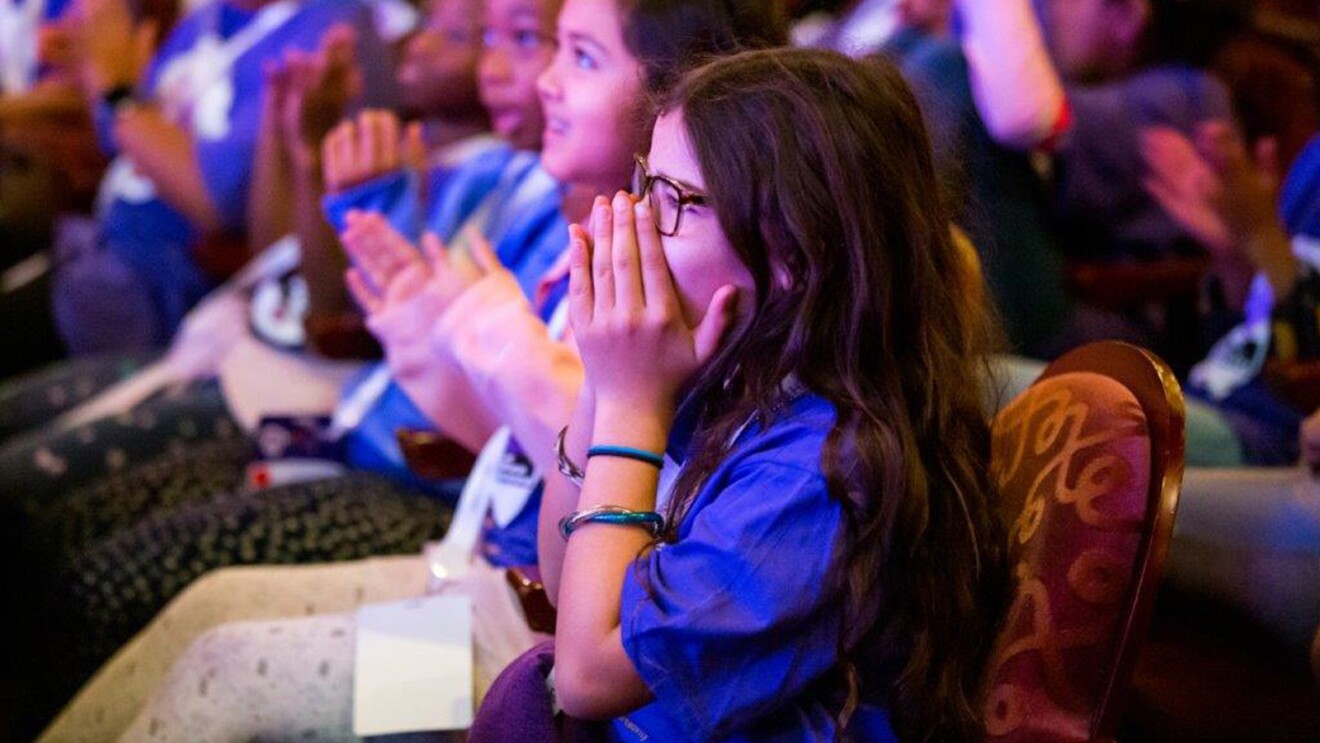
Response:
[114,109,224,232]
[462,312,585,474]
[536,384,593,604]
[248,95,294,252]
[957,0,1069,150]
[293,158,353,317]
[553,408,665,718]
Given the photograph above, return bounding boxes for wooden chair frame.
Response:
[1034,341,1187,738]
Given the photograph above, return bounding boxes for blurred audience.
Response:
[2,0,1320,739]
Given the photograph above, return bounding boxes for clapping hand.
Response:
[1142,122,1281,260]
[265,24,363,168]
[1142,122,1295,302]
[341,210,488,320]
[322,109,426,194]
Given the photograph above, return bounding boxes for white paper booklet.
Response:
[353,595,475,736]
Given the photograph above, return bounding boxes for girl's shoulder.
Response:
[722,392,839,478]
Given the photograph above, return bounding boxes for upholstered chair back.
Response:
[984,343,1186,742]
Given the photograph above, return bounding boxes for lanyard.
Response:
[452,155,557,254]
[153,0,298,138]
[426,292,570,583]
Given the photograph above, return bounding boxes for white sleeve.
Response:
[957,0,1071,151]
[436,286,583,477]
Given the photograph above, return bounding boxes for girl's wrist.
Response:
[591,400,671,456]
[564,386,596,464]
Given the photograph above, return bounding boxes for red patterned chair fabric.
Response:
[984,342,1185,742]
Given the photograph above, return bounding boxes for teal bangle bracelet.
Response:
[586,445,665,469]
[559,506,665,540]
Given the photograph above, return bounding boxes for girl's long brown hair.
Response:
[656,48,1008,740]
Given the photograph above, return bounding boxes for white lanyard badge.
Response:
[0,0,44,94]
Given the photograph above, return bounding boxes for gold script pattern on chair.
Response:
[985,372,1152,741]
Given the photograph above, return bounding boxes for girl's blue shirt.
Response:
[611,393,899,742]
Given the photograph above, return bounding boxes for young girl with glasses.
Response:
[541,47,1008,740]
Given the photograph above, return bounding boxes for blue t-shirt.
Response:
[323,145,520,244]
[325,146,566,297]
[97,0,397,342]
[42,0,67,21]
[612,394,899,742]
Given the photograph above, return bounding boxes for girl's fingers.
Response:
[333,122,357,184]
[324,123,351,187]
[464,226,500,275]
[403,121,426,173]
[263,58,285,93]
[344,214,402,285]
[1195,120,1241,172]
[611,191,643,314]
[132,18,156,69]
[634,198,678,313]
[1139,128,1190,181]
[324,22,356,63]
[372,212,415,265]
[364,111,384,171]
[591,195,614,311]
[693,285,740,365]
[568,223,594,331]
[345,267,383,315]
[420,231,448,270]
[355,110,377,177]
[373,220,418,282]
[293,52,317,93]
[1253,136,1279,184]
[378,112,399,171]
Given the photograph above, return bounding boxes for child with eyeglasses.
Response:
[538,47,1007,741]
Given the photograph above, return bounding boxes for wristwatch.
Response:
[101,83,140,116]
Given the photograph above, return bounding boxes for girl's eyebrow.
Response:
[565,30,611,61]
[653,169,705,195]
[646,156,706,195]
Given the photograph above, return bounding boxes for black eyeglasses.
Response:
[632,153,708,237]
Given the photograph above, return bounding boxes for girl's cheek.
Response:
[664,247,707,323]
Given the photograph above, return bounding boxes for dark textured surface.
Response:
[1123,587,1320,742]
